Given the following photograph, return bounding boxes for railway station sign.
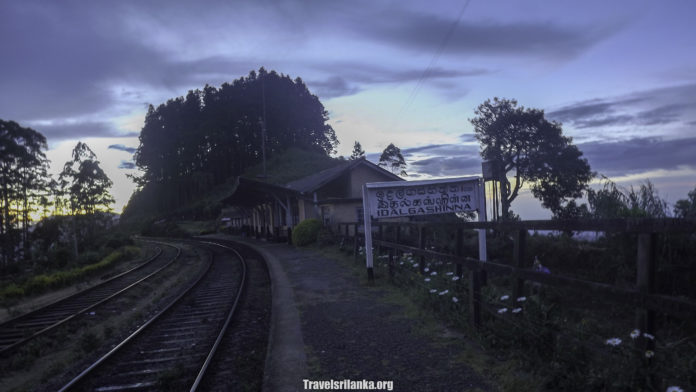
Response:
[361,176,487,281]
[366,177,479,218]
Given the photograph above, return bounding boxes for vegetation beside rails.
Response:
[323,230,695,392]
[0,246,142,304]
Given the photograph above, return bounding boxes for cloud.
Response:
[310,76,361,99]
[410,156,481,177]
[118,160,136,169]
[355,9,621,60]
[108,144,137,154]
[548,84,696,130]
[309,63,490,98]
[579,136,696,176]
[29,121,123,141]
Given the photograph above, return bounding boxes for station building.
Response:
[221,158,403,241]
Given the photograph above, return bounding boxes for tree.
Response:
[470,98,593,219]
[0,119,50,264]
[60,142,114,215]
[378,143,407,176]
[674,186,696,219]
[130,68,338,214]
[350,141,365,160]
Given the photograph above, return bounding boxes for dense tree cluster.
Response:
[1,120,114,266]
[1,120,49,264]
[130,68,338,214]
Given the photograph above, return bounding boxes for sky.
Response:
[2,0,695,218]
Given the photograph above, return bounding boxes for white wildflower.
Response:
[424,267,430,272]
[500,295,509,301]
[666,387,684,392]
[644,350,654,359]
[424,278,431,282]
[497,308,508,314]
[438,290,449,296]
[512,308,522,314]
[429,289,437,294]
[399,262,404,265]
[516,296,527,302]
[605,337,622,346]
[630,329,640,339]
[452,276,460,281]
[430,271,437,276]
[643,332,655,340]
[446,272,454,276]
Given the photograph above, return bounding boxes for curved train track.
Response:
[0,241,181,355]
[58,240,248,392]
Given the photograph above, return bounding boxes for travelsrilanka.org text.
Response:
[303,379,394,391]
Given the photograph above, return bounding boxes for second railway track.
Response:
[59,240,249,391]
[0,241,181,355]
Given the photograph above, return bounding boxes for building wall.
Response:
[349,164,398,198]
[320,202,362,224]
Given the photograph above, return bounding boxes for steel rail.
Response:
[189,241,248,391]
[0,241,180,355]
[58,239,247,391]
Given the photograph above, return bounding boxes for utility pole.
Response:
[260,76,267,179]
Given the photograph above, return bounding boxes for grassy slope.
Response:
[241,147,343,186]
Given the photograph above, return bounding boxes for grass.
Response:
[242,147,343,185]
[0,243,207,391]
[314,244,539,391]
[0,246,142,304]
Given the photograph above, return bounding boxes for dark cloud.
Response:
[0,2,253,122]
[402,143,479,158]
[402,136,696,179]
[548,84,696,129]
[579,136,696,176]
[410,156,481,177]
[355,10,621,59]
[309,63,490,98]
[118,161,136,169]
[310,76,361,99]
[108,144,137,154]
[31,121,121,141]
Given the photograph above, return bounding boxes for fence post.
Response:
[388,249,394,281]
[455,228,463,277]
[635,233,657,353]
[470,268,481,329]
[378,224,383,255]
[395,225,401,258]
[287,227,292,245]
[353,223,359,262]
[513,229,527,301]
[418,226,426,274]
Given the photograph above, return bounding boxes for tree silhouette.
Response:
[378,143,407,176]
[60,142,114,215]
[129,68,338,215]
[470,98,593,219]
[350,141,365,160]
[0,119,50,264]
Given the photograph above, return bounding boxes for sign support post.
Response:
[362,185,375,282]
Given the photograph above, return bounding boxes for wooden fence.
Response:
[336,218,696,356]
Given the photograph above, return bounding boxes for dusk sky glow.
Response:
[2,0,695,216]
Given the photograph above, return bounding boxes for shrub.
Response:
[292,219,322,246]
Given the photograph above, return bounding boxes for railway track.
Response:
[0,241,181,355]
[58,240,248,391]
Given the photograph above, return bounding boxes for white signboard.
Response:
[361,176,487,281]
[368,179,478,218]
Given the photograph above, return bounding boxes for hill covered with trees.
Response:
[123,68,338,219]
